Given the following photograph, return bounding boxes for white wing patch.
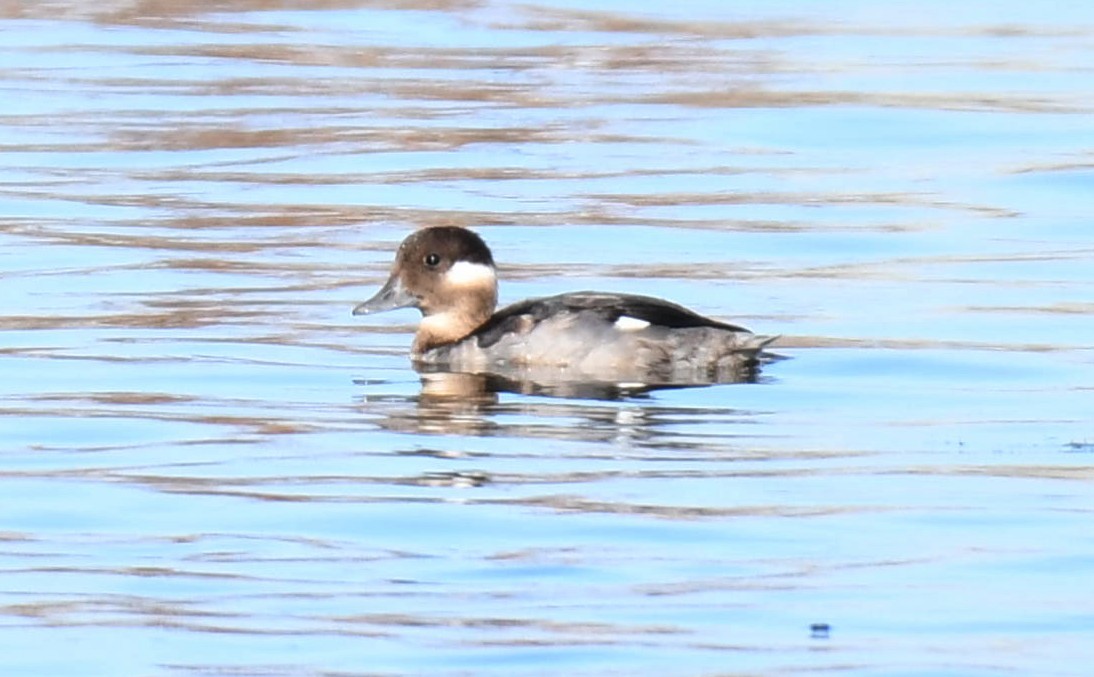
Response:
[614,316,650,332]
[445,261,496,288]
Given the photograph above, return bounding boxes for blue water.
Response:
[1,1,1093,675]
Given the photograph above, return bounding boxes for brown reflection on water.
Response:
[0,0,481,24]
[641,88,1085,113]
[105,122,591,152]
[0,307,264,330]
[499,495,869,520]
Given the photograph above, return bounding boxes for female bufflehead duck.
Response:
[353,227,774,383]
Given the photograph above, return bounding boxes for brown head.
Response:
[353,227,498,355]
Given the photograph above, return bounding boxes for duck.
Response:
[353,226,775,385]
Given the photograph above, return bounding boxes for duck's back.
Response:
[421,292,773,383]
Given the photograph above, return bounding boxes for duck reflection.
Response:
[415,359,764,402]
[358,356,769,441]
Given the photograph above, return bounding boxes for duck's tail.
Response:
[749,334,787,363]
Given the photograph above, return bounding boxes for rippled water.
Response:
[2,1,1093,674]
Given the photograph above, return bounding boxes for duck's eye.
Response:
[424,253,441,267]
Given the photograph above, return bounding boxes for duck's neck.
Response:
[412,295,496,357]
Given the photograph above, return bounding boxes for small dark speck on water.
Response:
[810,623,831,639]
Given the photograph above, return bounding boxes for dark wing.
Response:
[550,292,751,331]
[473,291,749,349]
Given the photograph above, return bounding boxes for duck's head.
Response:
[353,226,498,354]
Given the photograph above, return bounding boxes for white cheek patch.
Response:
[445,261,496,288]
[614,316,650,332]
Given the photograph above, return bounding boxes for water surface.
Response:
[2,1,1093,675]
